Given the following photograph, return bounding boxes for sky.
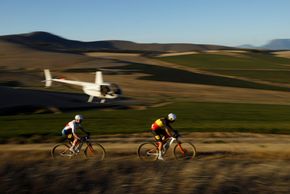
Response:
[0,0,289,47]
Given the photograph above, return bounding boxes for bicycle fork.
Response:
[177,143,186,157]
[87,143,95,154]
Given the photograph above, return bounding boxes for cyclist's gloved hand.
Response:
[173,131,180,138]
[173,134,177,138]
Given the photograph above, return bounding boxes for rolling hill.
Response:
[0,31,234,53]
[1,31,290,115]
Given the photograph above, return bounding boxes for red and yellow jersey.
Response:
[151,118,168,131]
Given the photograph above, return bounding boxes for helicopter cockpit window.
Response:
[100,85,111,96]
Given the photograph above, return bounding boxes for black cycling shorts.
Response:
[151,128,169,142]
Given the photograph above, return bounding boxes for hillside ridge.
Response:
[0,31,234,53]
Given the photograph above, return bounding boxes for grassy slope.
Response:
[1,102,290,141]
[157,52,290,84]
[1,48,290,140]
[63,60,290,92]
[209,69,290,84]
[157,52,290,70]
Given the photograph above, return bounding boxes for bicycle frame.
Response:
[52,136,106,160]
[138,135,196,161]
[74,136,92,153]
[162,137,177,154]
[64,136,90,156]
[74,141,84,153]
[162,137,190,157]
[144,137,185,157]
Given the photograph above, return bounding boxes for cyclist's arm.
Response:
[71,126,80,140]
[79,126,90,136]
[164,125,174,137]
[165,125,180,138]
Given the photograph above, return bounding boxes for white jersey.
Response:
[63,120,81,134]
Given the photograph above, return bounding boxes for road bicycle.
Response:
[51,136,106,161]
[137,136,196,161]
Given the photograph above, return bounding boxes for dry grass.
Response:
[85,52,141,57]
[205,50,250,58]
[0,40,92,70]
[1,133,290,194]
[1,159,290,194]
[274,51,290,59]
[157,51,198,57]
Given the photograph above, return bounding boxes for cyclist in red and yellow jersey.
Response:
[151,113,178,160]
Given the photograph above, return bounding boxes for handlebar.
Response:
[80,135,90,141]
[168,136,182,144]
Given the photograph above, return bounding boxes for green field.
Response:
[158,52,290,84]
[210,69,290,84]
[158,53,290,70]
[64,61,290,92]
[1,102,290,142]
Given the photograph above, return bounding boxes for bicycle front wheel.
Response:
[137,142,158,161]
[51,143,73,159]
[173,142,196,160]
[84,142,106,161]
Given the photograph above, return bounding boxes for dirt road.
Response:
[1,132,290,160]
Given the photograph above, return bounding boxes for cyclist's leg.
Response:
[152,129,164,160]
[163,130,171,141]
[63,129,76,152]
[70,134,80,153]
[58,129,72,154]
[66,130,74,143]
[62,129,71,143]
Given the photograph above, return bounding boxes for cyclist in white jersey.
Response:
[62,114,90,153]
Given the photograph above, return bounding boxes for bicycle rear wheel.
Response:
[84,142,106,161]
[173,142,196,160]
[51,143,73,159]
[137,142,158,161]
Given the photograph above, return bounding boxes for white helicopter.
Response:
[43,69,122,103]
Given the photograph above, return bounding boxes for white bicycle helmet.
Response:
[75,114,84,121]
[167,113,176,122]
